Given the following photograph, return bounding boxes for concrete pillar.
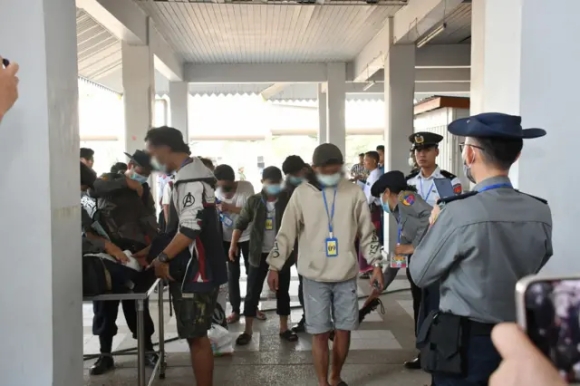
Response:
[471,0,580,274]
[384,44,416,250]
[169,81,189,143]
[0,1,83,385]
[326,63,347,155]
[317,84,328,144]
[122,23,155,154]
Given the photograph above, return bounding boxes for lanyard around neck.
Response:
[322,187,338,237]
[419,178,435,202]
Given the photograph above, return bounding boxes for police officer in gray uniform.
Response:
[410,113,553,386]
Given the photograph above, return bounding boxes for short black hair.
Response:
[110,162,127,174]
[282,155,306,175]
[144,126,190,154]
[80,162,96,187]
[473,137,523,170]
[214,164,235,182]
[80,147,94,160]
[365,151,380,163]
[262,166,283,182]
[198,157,214,170]
[358,153,365,157]
[376,145,385,152]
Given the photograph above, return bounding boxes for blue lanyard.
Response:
[419,178,435,202]
[181,157,193,168]
[396,214,402,244]
[322,187,338,236]
[477,183,513,193]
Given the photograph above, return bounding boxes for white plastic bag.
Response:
[208,324,234,356]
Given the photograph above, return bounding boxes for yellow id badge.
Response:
[390,254,408,268]
[325,237,338,257]
[265,218,273,230]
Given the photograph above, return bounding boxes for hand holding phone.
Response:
[490,323,567,386]
[0,56,19,121]
[516,275,580,383]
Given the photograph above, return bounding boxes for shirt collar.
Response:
[473,175,512,192]
[418,166,441,180]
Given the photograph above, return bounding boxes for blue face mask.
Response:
[381,197,391,214]
[264,184,282,196]
[288,175,304,186]
[131,172,148,184]
[316,173,341,187]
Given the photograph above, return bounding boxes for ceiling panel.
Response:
[76,9,122,81]
[137,2,402,63]
[428,2,471,44]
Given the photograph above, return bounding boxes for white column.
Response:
[384,43,416,250]
[122,22,155,154]
[317,83,328,144]
[0,1,82,385]
[169,81,189,143]
[471,0,580,274]
[326,63,347,155]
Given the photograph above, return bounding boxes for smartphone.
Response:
[1,58,9,68]
[516,275,580,383]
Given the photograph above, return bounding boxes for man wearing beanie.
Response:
[266,144,384,386]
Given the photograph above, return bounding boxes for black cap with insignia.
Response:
[409,132,444,151]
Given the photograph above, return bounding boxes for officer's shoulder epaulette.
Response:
[437,190,478,205]
[516,191,548,205]
[439,169,457,180]
[405,170,419,180]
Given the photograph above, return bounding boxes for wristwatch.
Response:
[157,252,170,264]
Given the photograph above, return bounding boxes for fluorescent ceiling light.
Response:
[417,23,447,48]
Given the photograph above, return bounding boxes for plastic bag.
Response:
[208,324,234,356]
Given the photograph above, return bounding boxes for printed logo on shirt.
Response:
[271,242,280,258]
[183,192,195,208]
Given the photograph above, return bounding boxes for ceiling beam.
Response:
[350,18,393,82]
[260,83,291,100]
[341,82,470,94]
[185,63,328,83]
[415,68,470,82]
[393,0,464,44]
[415,44,471,68]
[77,0,184,81]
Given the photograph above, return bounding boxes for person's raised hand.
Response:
[0,58,19,121]
[490,323,566,386]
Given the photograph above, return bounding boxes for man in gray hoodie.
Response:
[267,144,384,386]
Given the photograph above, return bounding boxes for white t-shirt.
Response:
[216,180,254,242]
[364,168,382,206]
[262,201,277,253]
[161,179,173,206]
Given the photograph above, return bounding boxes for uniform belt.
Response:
[465,319,495,336]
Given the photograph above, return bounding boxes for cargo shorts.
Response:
[170,283,219,339]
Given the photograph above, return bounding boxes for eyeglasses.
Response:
[459,143,485,152]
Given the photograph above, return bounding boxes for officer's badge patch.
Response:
[415,135,424,144]
[401,193,415,206]
[182,192,195,208]
[453,184,462,195]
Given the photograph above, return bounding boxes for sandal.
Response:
[236,332,253,346]
[255,310,267,321]
[226,312,240,324]
[279,330,298,342]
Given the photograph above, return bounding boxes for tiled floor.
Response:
[83,268,431,386]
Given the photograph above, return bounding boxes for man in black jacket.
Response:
[281,155,313,332]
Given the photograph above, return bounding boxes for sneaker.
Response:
[358,298,384,323]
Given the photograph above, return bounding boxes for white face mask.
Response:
[316,173,342,187]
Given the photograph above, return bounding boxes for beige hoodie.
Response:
[266,179,382,282]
